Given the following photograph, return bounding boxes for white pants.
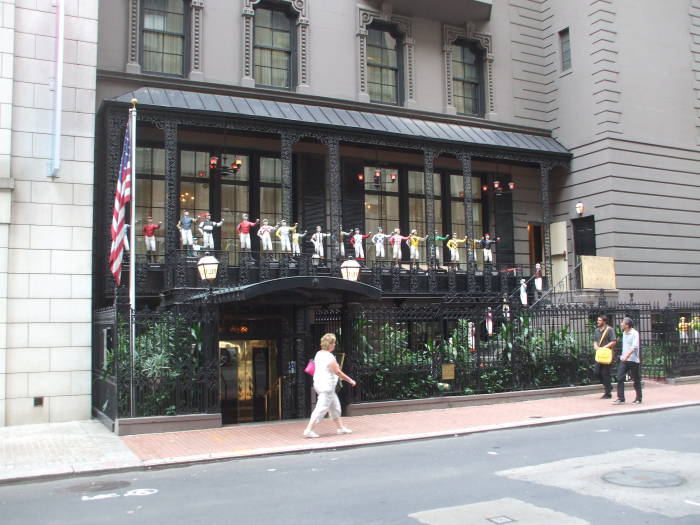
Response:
[280,236,291,252]
[180,229,193,247]
[202,232,214,249]
[375,243,385,258]
[535,277,543,292]
[392,243,401,259]
[239,233,251,250]
[260,233,273,251]
[339,242,345,256]
[433,246,441,262]
[123,235,130,252]
[314,242,324,257]
[292,242,301,255]
[354,243,364,259]
[309,389,341,424]
[410,245,419,260]
[144,236,156,252]
[483,248,493,262]
[450,248,459,262]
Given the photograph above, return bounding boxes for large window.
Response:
[254,7,293,89]
[452,42,482,116]
[221,154,250,253]
[367,28,400,104]
[260,156,283,232]
[407,170,441,237]
[134,147,166,255]
[142,0,186,75]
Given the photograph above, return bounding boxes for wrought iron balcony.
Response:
[119,250,545,303]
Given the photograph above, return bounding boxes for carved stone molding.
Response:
[357,7,416,107]
[443,24,494,118]
[189,0,205,80]
[241,0,310,92]
[126,0,141,74]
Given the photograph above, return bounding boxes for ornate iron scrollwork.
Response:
[391,263,401,292]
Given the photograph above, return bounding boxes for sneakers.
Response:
[336,427,352,435]
[303,429,319,438]
[612,399,625,405]
[600,394,612,399]
[632,399,642,404]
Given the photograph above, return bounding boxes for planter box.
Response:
[347,383,632,417]
[115,413,222,436]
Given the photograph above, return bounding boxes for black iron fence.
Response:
[345,299,700,403]
[92,303,219,422]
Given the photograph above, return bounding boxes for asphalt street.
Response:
[1,406,699,525]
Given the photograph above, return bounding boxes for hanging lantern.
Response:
[508,181,516,191]
[357,173,365,182]
[389,172,397,182]
[209,157,218,170]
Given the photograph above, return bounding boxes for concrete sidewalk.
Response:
[2,380,700,484]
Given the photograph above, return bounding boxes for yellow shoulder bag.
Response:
[594,327,613,364]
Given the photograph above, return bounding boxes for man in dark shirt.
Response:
[594,315,616,398]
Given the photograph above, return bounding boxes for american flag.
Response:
[108,120,132,286]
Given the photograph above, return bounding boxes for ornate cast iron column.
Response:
[322,136,341,259]
[424,148,437,265]
[458,152,476,291]
[163,120,179,289]
[294,307,307,418]
[280,132,299,224]
[540,162,553,288]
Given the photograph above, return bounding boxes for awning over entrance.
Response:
[189,276,382,305]
[111,87,569,156]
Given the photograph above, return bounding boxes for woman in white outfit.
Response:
[303,333,356,438]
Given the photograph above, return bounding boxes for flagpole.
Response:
[129,98,137,417]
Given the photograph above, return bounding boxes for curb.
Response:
[3,399,699,486]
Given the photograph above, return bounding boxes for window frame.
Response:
[559,27,572,71]
[366,23,404,106]
[253,3,297,91]
[451,40,485,117]
[139,0,189,77]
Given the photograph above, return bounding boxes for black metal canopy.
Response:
[189,276,382,305]
[111,87,569,156]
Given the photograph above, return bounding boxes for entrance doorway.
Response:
[219,339,280,425]
[528,223,543,265]
[572,216,596,256]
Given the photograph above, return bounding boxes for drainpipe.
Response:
[49,0,64,178]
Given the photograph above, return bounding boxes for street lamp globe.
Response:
[197,253,220,284]
[340,258,361,281]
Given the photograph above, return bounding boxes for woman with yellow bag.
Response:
[593,315,617,399]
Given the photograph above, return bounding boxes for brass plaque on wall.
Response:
[442,363,455,380]
[580,256,617,289]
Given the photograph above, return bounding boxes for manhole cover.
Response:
[602,470,686,488]
[66,480,131,493]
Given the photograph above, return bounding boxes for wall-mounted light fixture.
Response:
[575,202,584,216]
[481,180,516,195]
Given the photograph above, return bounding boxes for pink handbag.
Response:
[304,359,315,376]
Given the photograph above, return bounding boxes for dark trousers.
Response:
[596,362,612,395]
[617,360,642,402]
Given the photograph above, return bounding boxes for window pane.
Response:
[255,65,272,85]
[271,49,289,69]
[255,27,272,46]
[145,0,166,10]
[368,66,381,84]
[272,10,290,30]
[167,0,184,14]
[180,150,195,178]
[143,31,162,52]
[452,60,464,79]
[384,48,397,68]
[368,83,381,102]
[255,48,272,67]
[273,30,290,49]
[465,63,478,82]
[368,29,382,46]
[144,12,165,31]
[256,8,272,28]
[271,68,288,88]
[163,53,182,74]
[152,148,165,176]
[367,45,381,64]
[143,50,161,72]
[408,197,425,233]
[260,157,281,183]
[166,13,183,33]
[163,34,182,54]
[382,84,396,104]
[408,170,423,193]
[260,187,281,221]
[381,68,396,86]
